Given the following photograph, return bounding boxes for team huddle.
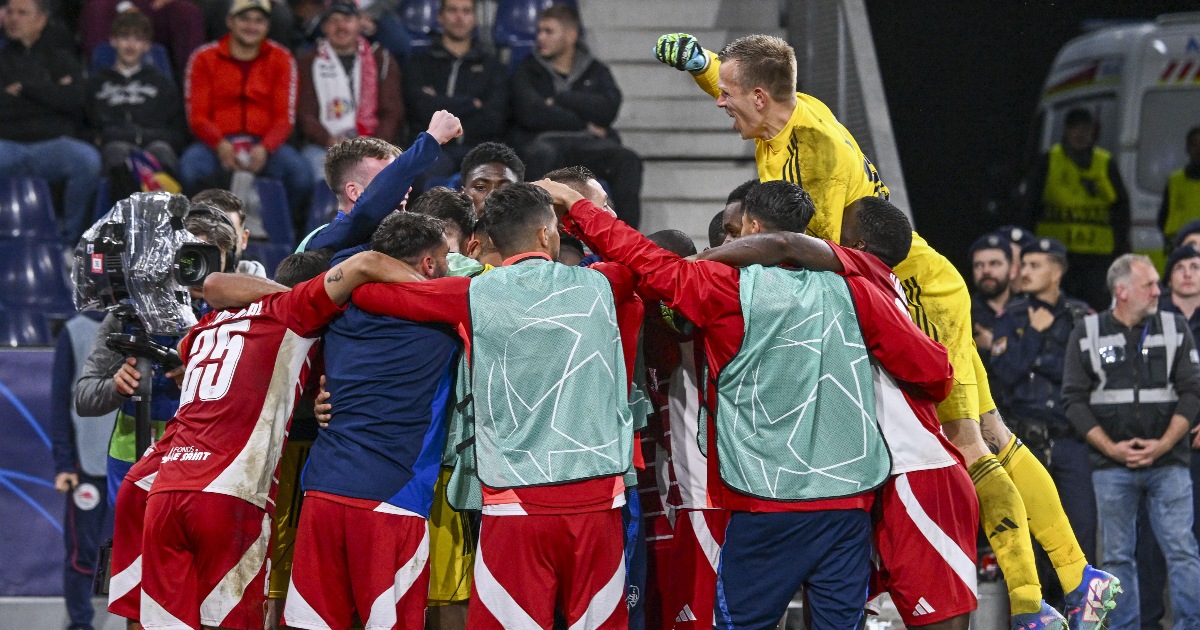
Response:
[102,33,1122,630]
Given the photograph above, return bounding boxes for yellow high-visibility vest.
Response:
[1163,168,1200,242]
[1036,144,1118,255]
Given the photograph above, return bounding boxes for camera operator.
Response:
[74,204,238,626]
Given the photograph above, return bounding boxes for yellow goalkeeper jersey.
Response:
[692,53,888,242]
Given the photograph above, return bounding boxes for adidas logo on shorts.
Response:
[675,604,697,622]
[912,597,936,617]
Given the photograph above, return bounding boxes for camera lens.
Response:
[176,251,207,285]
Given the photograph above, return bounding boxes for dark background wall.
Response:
[867,0,1198,271]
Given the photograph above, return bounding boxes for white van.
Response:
[1032,12,1200,259]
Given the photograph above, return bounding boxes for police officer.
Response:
[970,232,1016,363]
[1159,126,1200,248]
[989,237,1096,570]
[1021,108,1130,310]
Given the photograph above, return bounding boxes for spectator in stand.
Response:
[85,11,186,175]
[79,0,205,77]
[0,0,102,245]
[180,0,314,223]
[297,0,403,182]
[989,238,1096,591]
[970,232,1016,360]
[1021,108,1131,310]
[403,0,509,184]
[1062,253,1200,630]
[511,3,643,227]
[1159,126,1200,247]
[1137,244,1200,629]
[51,311,118,630]
[459,141,524,215]
[197,0,297,49]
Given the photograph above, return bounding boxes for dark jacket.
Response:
[85,65,186,150]
[1159,292,1200,343]
[510,47,622,144]
[989,293,1090,431]
[1062,309,1200,469]
[0,34,86,142]
[403,36,508,145]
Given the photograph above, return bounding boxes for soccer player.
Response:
[349,183,641,630]
[539,178,929,629]
[655,32,1118,628]
[693,191,981,630]
[282,213,457,630]
[134,248,423,630]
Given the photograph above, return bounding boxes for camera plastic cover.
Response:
[73,192,200,335]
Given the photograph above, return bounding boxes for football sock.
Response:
[999,436,1087,593]
[969,453,1042,614]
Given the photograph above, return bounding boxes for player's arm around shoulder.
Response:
[324,250,425,306]
[202,273,289,311]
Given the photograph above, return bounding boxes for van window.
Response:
[1046,94,1119,154]
[1136,89,1200,195]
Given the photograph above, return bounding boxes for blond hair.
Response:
[718,35,797,102]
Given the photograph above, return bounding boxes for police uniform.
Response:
[988,237,1095,563]
[969,232,1016,372]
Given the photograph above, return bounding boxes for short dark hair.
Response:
[325,137,401,201]
[648,229,697,258]
[111,10,153,40]
[1064,108,1094,129]
[1186,126,1200,147]
[850,197,913,268]
[560,232,585,256]
[191,189,246,227]
[742,180,814,234]
[185,204,238,255]
[726,179,759,206]
[410,187,476,238]
[707,210,725,248]
[370,212,447,264]
[545,165,597,198]
[479,183,554,255]
[538,2,579,30]
[439,0,474,13]
[274,249,332,287]
[460,142,525,182]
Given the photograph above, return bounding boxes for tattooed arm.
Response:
[321,250,425,306]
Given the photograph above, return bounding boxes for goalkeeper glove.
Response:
[654,33,709,72]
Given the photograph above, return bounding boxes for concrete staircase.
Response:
[580,0,785,247]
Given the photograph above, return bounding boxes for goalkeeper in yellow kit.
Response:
[655,33,1120,630]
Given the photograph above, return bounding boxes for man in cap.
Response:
[989,238,1096,599]
[297,0,403,181]
[971,232,1017,360]
[180,0,315,223]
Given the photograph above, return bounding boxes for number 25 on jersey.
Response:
[179,320,251,406]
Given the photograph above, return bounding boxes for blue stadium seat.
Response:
[244,241,294,279]
[306,181,338,235]
[0,178,57,239]
[0,240,74,311]
[89,42,173,77]
[254,178,297,247]
[505,43,535,74]
[494,0,575,47]
[0,309,54,347]
[400,0,440,50]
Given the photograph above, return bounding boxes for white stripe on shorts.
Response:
[894,473,978,596]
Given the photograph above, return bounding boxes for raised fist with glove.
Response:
[654,33,709,72]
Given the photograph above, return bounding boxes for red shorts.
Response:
[469,510,627,630]
[108,474,151,620]
[871,467,979,626]
[140,491,271,630]
[282,493,430,630]
[666,509,729,629]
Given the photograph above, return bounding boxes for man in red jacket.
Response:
[180,0,314,222]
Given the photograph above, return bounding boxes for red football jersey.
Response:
[149,274,343,509]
